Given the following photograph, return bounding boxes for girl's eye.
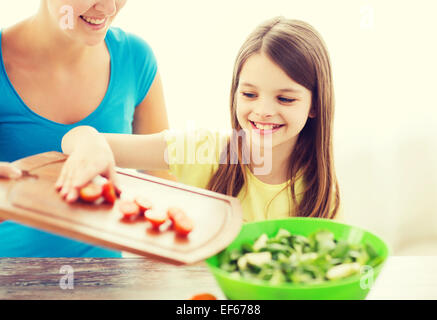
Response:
[242,92,257,98]
[278,97,296,103]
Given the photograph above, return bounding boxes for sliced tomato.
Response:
[167,207,185,223]
[190,293,217,300]
[173,216,193,236]
[119,200,141,221]
[167,207,193,236]
[79,183,103,203]
[145,209,168,228]
[134,196,153,214]
[102,182,117,204]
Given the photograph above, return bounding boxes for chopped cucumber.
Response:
[326,263,361,280]
[245,252,272,266]
[253,233,268,251]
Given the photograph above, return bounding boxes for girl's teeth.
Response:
[81,16,105,25]
[257,124,273,130]
[253,122,281,130]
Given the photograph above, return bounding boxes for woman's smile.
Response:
[79,15,108,30]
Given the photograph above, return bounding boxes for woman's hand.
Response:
[0,162,22,179]
[55,126,119,203]
[0,163,22,223]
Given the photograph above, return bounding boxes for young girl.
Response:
[57,17,342,222]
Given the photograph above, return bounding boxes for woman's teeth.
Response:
[80,16,105,25]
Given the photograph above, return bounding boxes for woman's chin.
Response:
[76,22,110,46]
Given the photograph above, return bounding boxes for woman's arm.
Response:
[132,71,177,181]
[58,126,168,202]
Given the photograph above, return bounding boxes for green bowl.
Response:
[206,217,390,300]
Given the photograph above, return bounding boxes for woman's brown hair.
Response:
[207,17,340,219]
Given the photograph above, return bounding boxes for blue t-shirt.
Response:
[0,27,157,257]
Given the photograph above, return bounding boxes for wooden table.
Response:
[1,256,436,300]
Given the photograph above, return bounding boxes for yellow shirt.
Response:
[164,129,343,223]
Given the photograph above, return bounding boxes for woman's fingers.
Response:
[0,162,22,179]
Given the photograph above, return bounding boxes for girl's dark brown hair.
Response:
[207,17,340,219]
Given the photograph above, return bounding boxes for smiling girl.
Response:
[0,0,171,257]
[57,17,342,223]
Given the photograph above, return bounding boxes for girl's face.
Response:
[46,0,127,46]
[236,52,314,151]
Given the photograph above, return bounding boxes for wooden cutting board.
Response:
[0,152,243,264]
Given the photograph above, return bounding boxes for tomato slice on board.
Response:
[173,216,193,236]
[145,209,168,228]
[167,207,185,223]
[119,200,141,221]
[102,182,117,204]
[167,207,193,236]
[134,196,153,214]
[79,183,103,203]
[190,293,217,300]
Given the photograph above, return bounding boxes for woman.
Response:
[0,0,171,257]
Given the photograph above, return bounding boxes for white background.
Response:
[1,0,437,255]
